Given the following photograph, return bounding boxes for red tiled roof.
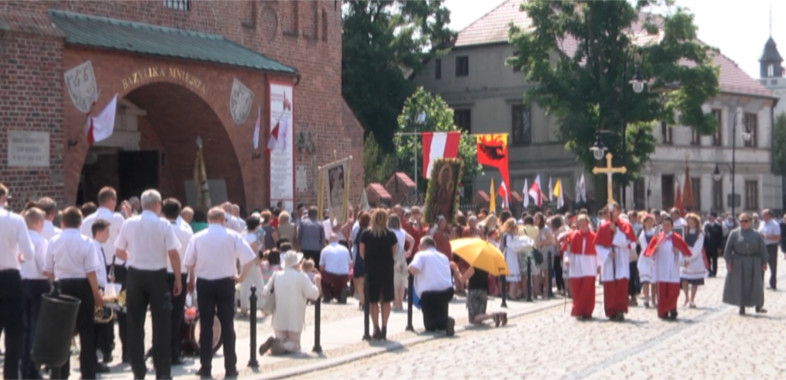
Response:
[454,2,774,98]
[455,0,531,47]
[367,183,392,200]
[394,172,416,188]
[712,53,774,97]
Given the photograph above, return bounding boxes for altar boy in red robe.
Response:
[643,216,692,320]
[595,203,637,321]
[562,214,597,319]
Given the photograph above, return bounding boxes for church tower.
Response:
[760,36,783,78]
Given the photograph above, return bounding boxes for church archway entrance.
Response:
[76,82,245,210]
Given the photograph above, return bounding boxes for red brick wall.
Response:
[0,27,65,210]
[0,0,363,212]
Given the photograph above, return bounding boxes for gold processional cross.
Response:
[592,152,627,205]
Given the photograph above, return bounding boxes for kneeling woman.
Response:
[460,266,507,327]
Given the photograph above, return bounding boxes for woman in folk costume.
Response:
[680,213,707,308]
[594,203,637,321]
[723,212,768,315]
[562,214,597,320]
[643,216,692,320]
[636,213,659,308]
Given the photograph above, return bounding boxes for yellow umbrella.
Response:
[450,237,509,276]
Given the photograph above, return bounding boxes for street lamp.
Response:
[590,135,607,161]
[712,164,722,182]
[629,67,646,94]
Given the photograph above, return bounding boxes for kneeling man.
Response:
[408,236,455,336]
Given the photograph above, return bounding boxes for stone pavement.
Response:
[291,254,786,379]
[9,253,784,379]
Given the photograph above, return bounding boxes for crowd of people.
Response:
[0,179,783,379]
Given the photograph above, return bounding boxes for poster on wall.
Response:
[269,81,295,211]
[64,60,98,113]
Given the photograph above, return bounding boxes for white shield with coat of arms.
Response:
[230,78,254,125]
[64,61,98,114]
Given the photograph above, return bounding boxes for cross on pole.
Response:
[592,152,627,205]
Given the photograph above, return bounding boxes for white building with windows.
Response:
[413,0,781,214]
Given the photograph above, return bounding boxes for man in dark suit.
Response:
[703,212,724,277]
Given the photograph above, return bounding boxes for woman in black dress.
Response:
[360,209,398,340]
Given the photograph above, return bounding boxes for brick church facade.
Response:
[0,0,364,212]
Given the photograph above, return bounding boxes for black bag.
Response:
[532,248,544,265]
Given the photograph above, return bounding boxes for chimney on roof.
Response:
[760,37,783,78]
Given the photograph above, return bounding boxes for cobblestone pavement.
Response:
[291,255,786,380]
[9,255,784,379]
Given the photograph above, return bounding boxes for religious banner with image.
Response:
[317,156,352,225]
[424,158,464,225]
[269,81,295,211]
[64,60,98,113]
[230,78,254,125]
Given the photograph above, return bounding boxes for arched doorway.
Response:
[77,82,245,210]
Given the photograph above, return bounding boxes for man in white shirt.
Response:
[319,234,352,303]
[80,186,128,362]
[408,236,455,336]
[44,206,103,380]
[37,197,61,240]
[759,209,780,290]
[89,219,113,372]
[115,189,182,379]
[19,207,49,379]
[162,198,193,365]
[184,207,256,379]
[0,183,35,379]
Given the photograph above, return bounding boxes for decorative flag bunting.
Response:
[529,174,544,208]
[523,178,530,208]
[548,176,554,202]
[553,178,564,209]
[490,178,496,214]
[422,131,461,179]
[252,106,261,150]
[576,174,587,203]
[683,166,694,211]
[498,180,509,210]
[476,134,510,198]
[675,183,684,216]
[85,94,118,146]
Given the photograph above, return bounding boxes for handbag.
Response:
[260,273,277,315]
[532,248,544,265]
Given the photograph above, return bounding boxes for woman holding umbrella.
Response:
[451,237,510,326]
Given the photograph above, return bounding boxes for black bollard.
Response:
[312,297,322,353]
[547,251,554,299]
[500,275,508,307]
[526,255,533,302]
[362,279,371,340]
[248,285,259,368]
[406,273,414,331]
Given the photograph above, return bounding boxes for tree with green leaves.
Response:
[343,0,455,152]
[507,0,719,185]
[395,87,480,196]
[364,132,396,185]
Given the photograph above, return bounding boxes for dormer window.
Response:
[768,64,774,77]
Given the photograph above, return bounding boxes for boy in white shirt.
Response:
[20,207,49,379]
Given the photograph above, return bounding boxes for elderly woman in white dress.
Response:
[637,213,658,308]
[680,213,706,308]
[239,214,265,317]
[258,251,320,355]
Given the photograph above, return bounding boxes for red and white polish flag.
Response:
[422,131,460,178]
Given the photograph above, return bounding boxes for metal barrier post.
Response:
[406,273,414,331]
[362,279,371,340]
[500,275,508,307]
[312,297,322,353]
[526,256,533,302]
[547,251,554,299]
[247,285,259,368]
